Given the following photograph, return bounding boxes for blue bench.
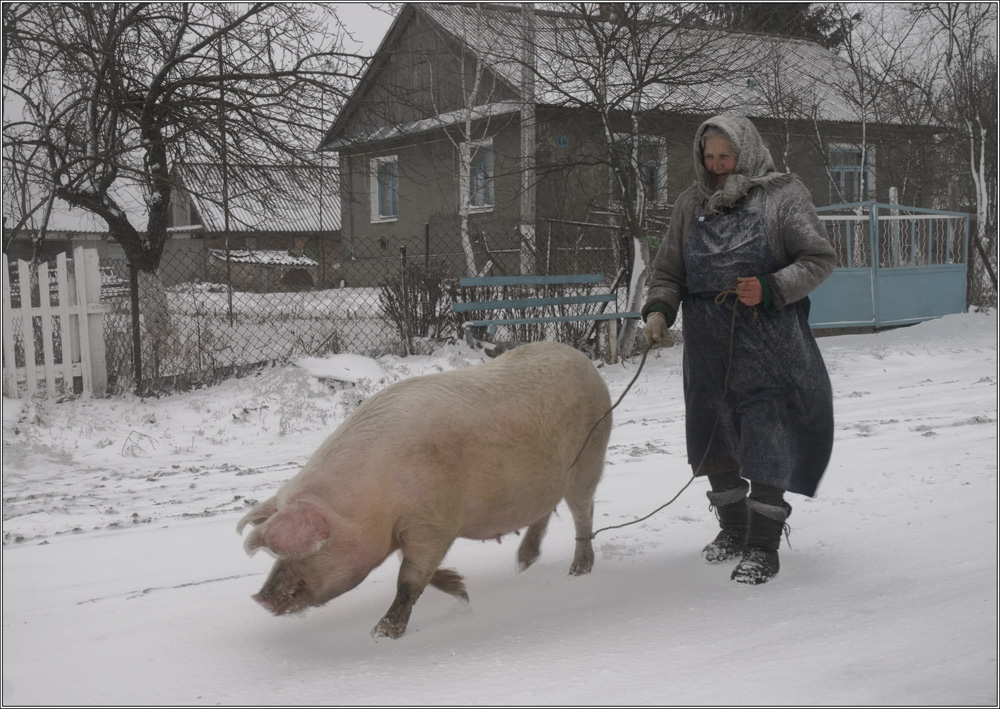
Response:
[452,274,641,348]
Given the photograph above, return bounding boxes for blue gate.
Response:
[809,202,969,329]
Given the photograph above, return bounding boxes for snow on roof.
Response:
[326,2,875,147]
[207,248,319,267]
[4,180,150,235]
[322,101,523,150]
[419,3,860,121]
[178,163,340,233]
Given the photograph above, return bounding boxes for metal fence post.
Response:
[869,201,880,327]
[400,246,411,356]
[129,264,142,395]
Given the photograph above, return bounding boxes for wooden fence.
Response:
[2,247,109,398]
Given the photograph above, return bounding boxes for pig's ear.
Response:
[245,499,330,557]
[236,497,278,535]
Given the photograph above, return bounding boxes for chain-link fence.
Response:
[97,218,636,396]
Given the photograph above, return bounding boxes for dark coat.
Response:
[643,115,836,496]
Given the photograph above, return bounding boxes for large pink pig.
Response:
[237,341,612,639]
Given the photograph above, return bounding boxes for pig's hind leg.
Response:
[565,492,595,575]
[564,420,608,576]
[516,512,552,571]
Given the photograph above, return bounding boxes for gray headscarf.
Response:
[693,114,792,215]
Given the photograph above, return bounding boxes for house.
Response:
[3,182,146,264]
[167,162,341,289]
[5,162,342,292]
[321,2,945,281]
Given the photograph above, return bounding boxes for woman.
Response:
[642,114,836,584]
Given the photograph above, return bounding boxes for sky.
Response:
[335,2,398,55]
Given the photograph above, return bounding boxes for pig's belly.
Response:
[457,496,561,541]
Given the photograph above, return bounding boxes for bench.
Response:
[452,273,641,350]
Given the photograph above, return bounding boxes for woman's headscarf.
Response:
[693,114,791,215]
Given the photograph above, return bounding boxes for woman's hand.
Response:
[736,277,763,306]
[644,311,670,348]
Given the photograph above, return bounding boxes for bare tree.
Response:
[823,5,925,203]
[525,2,759,352]
[915,3,998,298]
[3,3,359,271]
[433,4,494,277]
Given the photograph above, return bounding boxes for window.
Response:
[370,155,398,222]
[611,135,666,207]
[464,139,495,211]
[829,144,874,203]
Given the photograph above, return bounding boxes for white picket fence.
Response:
[2,246,110,399]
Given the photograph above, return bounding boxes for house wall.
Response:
[338,114,525,284]
[337,108,945,285]
[339,8,520,146]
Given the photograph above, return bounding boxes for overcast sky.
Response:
[334,2,398,55]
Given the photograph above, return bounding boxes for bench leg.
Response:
[606,319,618,364]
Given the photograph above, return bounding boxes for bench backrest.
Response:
[453,274,640,327]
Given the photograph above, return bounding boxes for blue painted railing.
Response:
[810,202,969,329]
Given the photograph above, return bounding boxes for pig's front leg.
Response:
[372,530,453,639]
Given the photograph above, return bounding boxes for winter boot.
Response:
[731,499,792,585]
[701,480,749,563]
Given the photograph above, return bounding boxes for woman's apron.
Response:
[682,199,833,497]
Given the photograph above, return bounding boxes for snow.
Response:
[2,312,997,705]
[293,353,387,384]
[207,249,319,267]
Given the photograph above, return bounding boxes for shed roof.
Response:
[207,249,319,267]
[177,163,340,233]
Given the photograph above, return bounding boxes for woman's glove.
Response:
[643,311,670,348]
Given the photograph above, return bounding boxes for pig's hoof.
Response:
[516,551,540,572]
[569,551,594,576]
[371,619,405,640]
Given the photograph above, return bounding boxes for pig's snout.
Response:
[253,591,282,614]
[253,566,309,615]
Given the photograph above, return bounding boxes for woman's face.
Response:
[703,134,737,185]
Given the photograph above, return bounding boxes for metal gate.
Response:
[810,201,969,329]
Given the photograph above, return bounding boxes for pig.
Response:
[237,340,612,639]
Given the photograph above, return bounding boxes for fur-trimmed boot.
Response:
[702,480,749,563]
[731,499,792,585]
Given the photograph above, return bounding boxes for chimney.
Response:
[598,3,624,23]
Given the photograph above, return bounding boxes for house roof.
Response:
[176,163,340,233]
[419,3,861,119]
[323,2,880,149]
[3,180,150,236]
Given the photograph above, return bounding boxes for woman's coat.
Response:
[643,114,836,496]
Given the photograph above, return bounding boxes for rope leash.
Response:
[581,282,745,541]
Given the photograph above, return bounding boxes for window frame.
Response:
[370,155,399,223]
[461,138,495,213]
[829,143,875,203]
[610,133,667,208]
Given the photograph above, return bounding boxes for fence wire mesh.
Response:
[96,220,633,396]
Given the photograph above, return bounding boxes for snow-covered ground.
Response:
[2,312,997,705]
